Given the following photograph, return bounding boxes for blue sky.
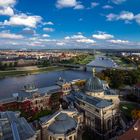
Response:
[0,0,140,49]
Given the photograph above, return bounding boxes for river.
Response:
[0,70,91,99]
[0,55,117,100]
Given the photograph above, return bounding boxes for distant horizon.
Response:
[0,0,140,49]
[1,48,140,51]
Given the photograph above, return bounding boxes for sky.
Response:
[0,0,140,49]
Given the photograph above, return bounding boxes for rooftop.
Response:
[0,111,36,140]
[118,119,140,140]
[0,85,61,104]
[48,113,77,134]
[85,76,104,92]
[37,85,61,96]
[75,92,113,108]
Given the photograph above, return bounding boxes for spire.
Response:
[92,68,96,77]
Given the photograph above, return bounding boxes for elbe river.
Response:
[0,70,91,99]
[0,55,117,100]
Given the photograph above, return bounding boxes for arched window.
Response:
[107,119,112,130]
[50,136,52,140]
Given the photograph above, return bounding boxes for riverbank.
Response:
[0,66,66,78]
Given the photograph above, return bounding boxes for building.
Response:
[0,85,63,112]
[74,93,119,140]
[0,111,37,140]
[118,119,140,140]
[39,110,83,140]
[56,77,86,95]
[31,85,63,111]
[72,69,120,140]
[85,69,120,105]
[71,79,86,91]
[56,77,72,95]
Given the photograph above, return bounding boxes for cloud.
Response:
[135,14,140,25]
[106,11,140,25]
[21,27,36,35]
[1,13,42,28]
[0,6,14,16]
[56,0,84,10]
[42,34,50,37]
[118,11,134,20]
[56,42,65,46]
[74,4,84,10]
[111,0,126,4]
[102,5,113,9]
[43,27,55,32]
[0,0,16,16]
[64,33,96,45]
[106,13,117,21]
[76,38,96,44]
[91,2,99,8]
[65,34,86,39]
[43,21,54,25]
[106,11,134,21]
[0,0,16,7]
[0,32,139,49]
[0,32,24,39]
[108,39,129,44]
[92,32,114,40]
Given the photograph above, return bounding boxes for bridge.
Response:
[56,63,137,71]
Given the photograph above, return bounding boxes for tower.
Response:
[92,67,96,77]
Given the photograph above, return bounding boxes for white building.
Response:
[72,69,120,140]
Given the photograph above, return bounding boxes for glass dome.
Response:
[85,76,103,92]
[48,113,77,134]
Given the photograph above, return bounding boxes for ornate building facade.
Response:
[73,69,120,140]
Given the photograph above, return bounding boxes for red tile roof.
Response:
[118,119,140,140]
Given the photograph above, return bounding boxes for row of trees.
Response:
[37,60,51,67]
[0,62,17,70]
[97,68,140,89]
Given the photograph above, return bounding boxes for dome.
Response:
[85,76,103,92]
[48,113,77,134]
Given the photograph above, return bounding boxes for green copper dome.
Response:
[85,76,103,92]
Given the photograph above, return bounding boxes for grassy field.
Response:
[78,55,95,64]
[0,66,66,78]
[109,55,134,67]
[120,102,140,118]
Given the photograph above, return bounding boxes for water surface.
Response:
[0,70,91,99]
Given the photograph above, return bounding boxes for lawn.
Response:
[109,55,134,67]
[79,55,95,65]
[72,54,95,65]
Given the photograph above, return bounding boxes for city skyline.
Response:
[0,0,140,49]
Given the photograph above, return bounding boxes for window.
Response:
[50,136,52,140]
[74,135,76,140]
[95,109,99,113]
[107,119,112,130]
[69,136,72,140]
